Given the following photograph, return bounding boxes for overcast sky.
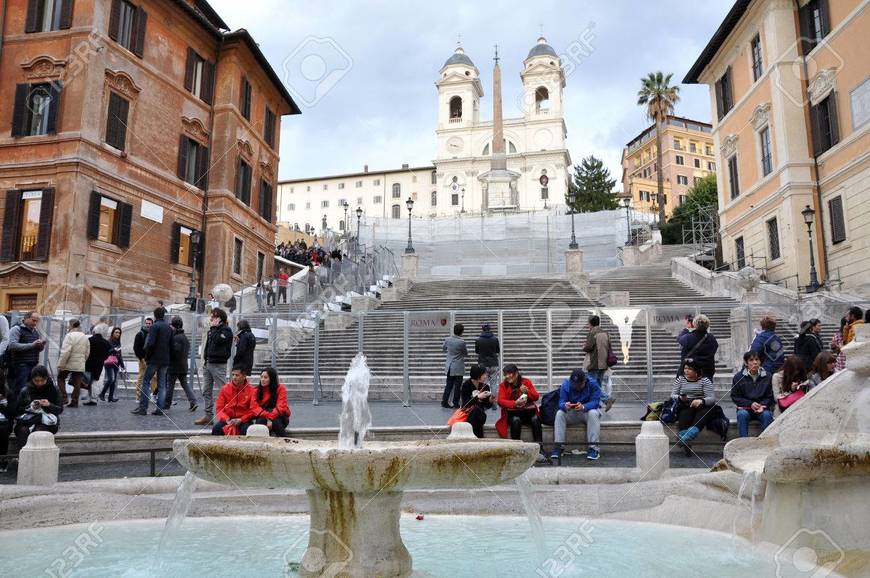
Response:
[210,0,733,188]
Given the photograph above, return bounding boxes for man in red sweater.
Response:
[211,368,259,436]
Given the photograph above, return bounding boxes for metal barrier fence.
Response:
[14,297,868,407]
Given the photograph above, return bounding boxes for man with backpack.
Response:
[583,315,614,412]
[750,316,785,375]
[549,368,603,464]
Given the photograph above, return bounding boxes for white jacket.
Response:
[57,329,90,372]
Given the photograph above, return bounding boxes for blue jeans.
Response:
[14,362,36,393]
[587,369,608,403]
[736,409,773,437]
[138,364,168,412]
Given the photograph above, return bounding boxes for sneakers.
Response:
[586,448,600,461]
[130,408,147,416]
[549,446,563,466]
[604,398,615,412]
[535,452,550,464]
[194,416,212,426]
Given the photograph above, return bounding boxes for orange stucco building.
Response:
[0,0,300,314]
[685,0,869,293]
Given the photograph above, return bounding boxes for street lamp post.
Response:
[622,196,632,245]
[567,191,578,250]
[405,196,415,254]
[801,204,821,293]
[187,230,202,310]
[355,206,363,256]
[342,202,349,238]
[460,188,465,214]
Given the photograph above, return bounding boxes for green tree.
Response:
[566,155,618,213]
[661,173,718,244]
[637,71,680,226]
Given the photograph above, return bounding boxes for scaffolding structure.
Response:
[682,205,720,269]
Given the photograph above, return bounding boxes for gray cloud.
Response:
[210,0,733,186]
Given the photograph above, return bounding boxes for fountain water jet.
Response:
[175,355,539,577]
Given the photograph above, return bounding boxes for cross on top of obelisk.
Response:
[493,44,499,64]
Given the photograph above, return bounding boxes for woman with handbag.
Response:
[99,327,125,402]
[457,365,493,438]
[772,356,809,416]
[14,365,62,446]
[670,358,717,455]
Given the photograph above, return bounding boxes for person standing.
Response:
[133,318,157,403]
[56,319,89,407]
[98,327,124,402]
[7,312,45,395]
[678,314,719,380]
[794,319,823,372]
[266,279,276,308]
[82,324,111,406]
[155,300,168,319]
[255,281,265,313]
[583,315,613,412]
[441,323,467,409]
[459,365,493,438]
[750,316,785,375]
[474,323,500,401]
[131,308,172,416]
[233,319,256,377]
[195,308,233,426]
[166,316,197,412]
[277,268,289,304]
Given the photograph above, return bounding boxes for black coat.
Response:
[474,333,500,367]
[678,329,719,378]
[460,379,493,409]
[731,369,775,409]
[16,381,63,417]
[794,333,823,371]
[133,328,148,360]
[85,334,112,380]
[170,330,191,374]
[233,329,256,375]
[144,319,173,366]
[204,324,233,364]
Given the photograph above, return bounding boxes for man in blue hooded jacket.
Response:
[549,368,602,463]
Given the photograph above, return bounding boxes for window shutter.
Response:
[262,182,272,223]
[131,6,147,58]
[107,93,129,151]
[60,0,74,29]
[108,0,121,41]
[828,196,846,244]
[827,93,840,147]
[25,0,40,33]
[201,60,215,105]
[177,135,188,180]
[12,84,31,137]
[197,145,210,190]
[46,82,61,135]
[1,190,22,262]
[240,76,251,119]
[724,67,732,112]
[116,202,132,248]
[714,78,724,121]
[258,180,266,218]
[87,191,101,239]
[810,102,822,156]
[34,187,54,261]
[233,158,241,198]
[819,0,831,38]
[184,48,196,92]
[170,223,180,263]
[799,5,812,55]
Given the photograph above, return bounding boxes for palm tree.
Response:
[637,71,680,227]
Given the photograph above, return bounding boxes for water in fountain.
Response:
[158,471,198,555]
[338,353,373,449]
[516,472,547,560]
[734,470,758,543]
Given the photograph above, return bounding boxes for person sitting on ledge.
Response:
[253,368,291,437]
[496,364,547,462]
[731,351,774,438]
[772,355,808,416]
[550,368,602,464]
[670,358,716,455]
[14,365,62,446]
[211,367,259,436]
[459,365,493,438]
[807,351,837,390]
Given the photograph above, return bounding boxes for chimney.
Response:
[364,164,369,173]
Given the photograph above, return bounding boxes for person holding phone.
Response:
[459,365,492,438]
[550,368,603,463]
[14,365,62,446]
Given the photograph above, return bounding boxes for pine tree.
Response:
[566,155,619,213]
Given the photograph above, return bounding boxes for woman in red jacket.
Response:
[254,367,291,437]
[496,363,547,462]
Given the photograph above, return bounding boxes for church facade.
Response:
[277,37,572,229]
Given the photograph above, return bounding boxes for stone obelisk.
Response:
[479,45,519,212]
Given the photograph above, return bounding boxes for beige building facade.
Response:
[685,0,870,293]
[621,116,716,218]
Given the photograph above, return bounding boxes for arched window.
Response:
[509,141,517,154]
[339,220,345,231]
[431,171,437,185]
[482,143,489,156]
[391,204,401,219]
[482,140,517,155]
[431,190,437,207]
[392,183,401,198]
[535,87,549,112]
[449,96,462,119]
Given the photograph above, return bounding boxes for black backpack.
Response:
[539,389,561,426]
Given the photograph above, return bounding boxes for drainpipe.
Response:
[794,0,829,285]
[199,35,223,297]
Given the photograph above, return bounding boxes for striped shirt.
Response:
[671,376,715,406]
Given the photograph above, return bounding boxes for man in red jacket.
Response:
[496,363,547,463]
[211,368,259,436]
